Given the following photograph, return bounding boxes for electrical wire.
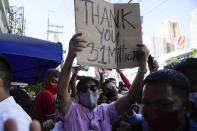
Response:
[144,0,169,16]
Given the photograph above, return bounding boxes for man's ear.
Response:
[184,100,195,116]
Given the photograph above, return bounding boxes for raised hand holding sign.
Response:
[75,0,142,69]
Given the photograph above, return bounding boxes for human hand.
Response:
[134,44,150,69]
[151,60,159,72]
[42,119,55,131]
[98,68,106,75]
[148,56,159,73]
[75,66,81,72]
[30,120,42,131]
[68,33,87,59]
[164,62,176,69]
[98,89,103,96]
[4,118,41,131]
[73,66,81,75]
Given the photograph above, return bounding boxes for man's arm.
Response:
[115,44,149,115]
[57,33,86,116]
[148,55,159,73]
[99,69,105,89]
[70,67,79,99]
[116,69,131,88]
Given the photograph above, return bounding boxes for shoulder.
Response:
[9,101,31,120]
[38,90,52,96]
[94,102,120,123]
[98,102,116,110]
[62,101,78,118]
[0,101,31,130]
[94,102,117,115]
[35,90,53,101]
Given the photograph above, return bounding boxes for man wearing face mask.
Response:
[34,69,60,123]
[142,69,197,131]
[57,33,150,131]
[76,76,99,109]
[102,80,119,103]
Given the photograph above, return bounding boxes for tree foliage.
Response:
[170,48,197,63]
[28,82,44,96]
[191,48,197,56]
[170,56,179,62]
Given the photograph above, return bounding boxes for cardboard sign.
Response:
[75,0,142,69]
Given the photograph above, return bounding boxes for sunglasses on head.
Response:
[81,85,98,92]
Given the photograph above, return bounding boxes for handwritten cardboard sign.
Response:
[75,0,142,69]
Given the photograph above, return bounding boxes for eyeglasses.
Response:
[80,85,98,93]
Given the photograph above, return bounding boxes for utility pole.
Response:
[47,10,63,42]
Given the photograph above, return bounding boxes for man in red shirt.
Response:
[34,69,60,123]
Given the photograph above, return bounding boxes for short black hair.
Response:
[102,80,112,91]
[174,58,197,74]
[107,77,116,82]
[143,69,190,103]
[77,76,99,91]
[0,55,12,91]
[44,69,60,80]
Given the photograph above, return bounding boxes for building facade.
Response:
[155,20,181,53]
[0,0,10,33]
[191,9,197,48]
[144,36,167,58]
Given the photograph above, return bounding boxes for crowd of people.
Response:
[0,32,197,131]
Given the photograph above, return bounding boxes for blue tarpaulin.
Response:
[0,34,63,83]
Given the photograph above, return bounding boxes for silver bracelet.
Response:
[138,67,147,73]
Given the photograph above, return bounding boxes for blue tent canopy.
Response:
[0,34,63,83]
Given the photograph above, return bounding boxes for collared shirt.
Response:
[0,96,32,131]
[62,101,120,131]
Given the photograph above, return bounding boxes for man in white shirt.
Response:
[0,55,32,131]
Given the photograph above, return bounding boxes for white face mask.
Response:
[79,90,98,108]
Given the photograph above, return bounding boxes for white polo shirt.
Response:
[0,96,32,131]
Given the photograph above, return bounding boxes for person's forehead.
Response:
[111,80,116,84]
[106,82,116,88]
[142,83,175,101]
[107,82,115,86]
